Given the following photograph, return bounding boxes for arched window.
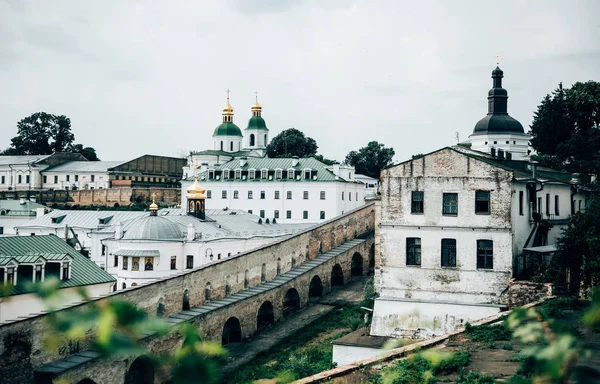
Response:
[261,263,266,282]
[220,141,223,151]
[264,134,267,145]
[205,282,212,301]
[250,134,255,146]
[277,258,281,275]
[244,269,250,288]
[225,277,231,296]
[122,282,126,289]
[183,289,190,310]
[157,297,165,317]
[230,141,233,151]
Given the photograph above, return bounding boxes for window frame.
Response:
[406,237,421,266]
[441,239,457,267]
[475,190,491,215]
[476,240,493,270]
[442,193,458,216]
[411,191,424,214]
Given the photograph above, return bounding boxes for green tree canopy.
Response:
[266,128,318,158]
[344,141,395,179]
[529,81,600,177]
[2,112,100,160]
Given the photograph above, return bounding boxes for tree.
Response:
[529,81,600,177]
[266,128,318,158]
[2,112,100,160]
[312,154,338,165]
[345,141,395,179]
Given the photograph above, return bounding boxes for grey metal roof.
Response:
[43,161,125,173]
[17,210,146,230]
[0,199,48,216]
[113,249,160,257]
[121,215,184,241]
[0,154,52,166]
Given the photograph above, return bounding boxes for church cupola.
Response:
[212,90,243,153]
[469,61,530,161]
[149,195,159,217]
[186,164,206,220]
[244,92,269,150]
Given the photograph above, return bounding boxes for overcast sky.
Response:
[1,0,599,163]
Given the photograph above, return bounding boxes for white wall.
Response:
[332,344,384,367]
[0,215,36,235]
[0,165,44,191]
[0,282,113,323]
[41,171,110,190]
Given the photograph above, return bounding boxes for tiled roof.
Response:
[43,161,125,173]
[0,154,52,166]
[0,234,116,296]
[189,157,346,183]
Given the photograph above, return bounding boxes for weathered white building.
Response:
[41,161,124,190]
[0,199,49,235]
[370,66,588,339]
[0,234,115,323]
[0,153,85,191]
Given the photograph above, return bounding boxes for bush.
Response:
[537,297,583,319]
[456,370,496,384]
[464,322,512,343]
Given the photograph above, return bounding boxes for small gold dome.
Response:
[149,201,158,211]
[251,101,262,111]
[186,178,206,200]
[223,102,234,114]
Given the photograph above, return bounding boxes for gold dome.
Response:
[251,102,262,111]
[186,178,206,200]
[149,201,158,211]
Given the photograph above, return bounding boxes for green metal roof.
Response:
[246,116,268,131]
[213,122,243,137]
[190,157,348,183]
[0,199,47,217]
[0,235,116,296]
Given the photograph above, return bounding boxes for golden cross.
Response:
[226,89,230,102]
[193,160,199,179]
[151,192,156,203]
[496,54,501,66]
[255,90,259,103]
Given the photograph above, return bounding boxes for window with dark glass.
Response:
[554,195,560,216]
[287,191,292,199]
[320,211,325,220]
[286,210,292,219]
[475,191,490,214]
[54,175,58,183]
[170,256,176,270]
[519,191,524,215]
[320,191,326,200]
[274,191,280,199]
[260,210,265,218]
[442,193,458,215]
[207,190,212,199]
[303,211,308,219]
[222,190,227,199]
[62,262,70,280]
[441,239,457,267]
[406,238,421,266]
[248,190,253,199]
[303,191,309,199]
[66,175,70,182]
[546,193,550,215]
[260,191,265,199]
[186,255,194,269]
[18,175,22,183]
[477,240,493,269]
[122,257,128,270]
[341,192,344,200]
[26,175,30,184]
[114,255,118,267]
[233,190,239,199]
[274,210,279,219]
[411,191,424,213]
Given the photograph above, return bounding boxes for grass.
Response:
[464,322,512,343]
[378,350,472,384]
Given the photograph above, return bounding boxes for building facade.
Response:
[0,199,48,235]
[0,153,86,191]
[41,161,123,190]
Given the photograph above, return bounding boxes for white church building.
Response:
[181,95,367,223]
[370,66,589,339]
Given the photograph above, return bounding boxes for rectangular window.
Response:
[320,191,326,200]
[406,238,421,266]
[571,200,576,215]
[171,256,177,270]
[477,240,493,269]
[207,190,212,199]
[26,175,30,184]
[320,211,325,220]
[261,170,268,179]
[1,176,4,184]
[18,174,22,184]
[288,170,295,180]
[144,257,154,271]
[442,193,458,215]
[274,191,280,199]
[475,191,490,214]
[43,175,47,183]
[248,190,253,199]
[66,175,70,182]
[342,192,345,200]
[132,257,140,271]
[235,169,241,179]
[286,210,292,219]
[411,191,424,214]
[537,197,542,213]
[441,239,457,267]
[75,175,79,182]
[91,175,95,182]
[303,191,309,200]
[223,170,230,179]
[260,191,265,199]
[113,255,118,267]
[6,267,15,285]
[54,175,58,183]
[275,169,282,179]
[554,195,560,216]
[222,190,227,199]
[356,192,358,201]
[260,210,265,218]
[233,190,239,199]
[519,191,524,215]
[249,170,255,179]
[186,255,194,269]
[287,191,292,199]
[122,257,128,270]
[274,210,279,219]
[248,209,253,214]
[546,193,550,215]
[303,211,308,219]
[62,263,70,280]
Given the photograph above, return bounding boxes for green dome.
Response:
[213,122,243,137]
[246,116,268,131]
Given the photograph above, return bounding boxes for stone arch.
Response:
[309,275,323,298]
[283,288,300,317]
[131,283,138,287]
[182,289,190,310]
[351,252,363,277]
[222,317,242,345]
[125,355,154,384]
[205,282,212,301]
[261,263,266,282]
[250,134,255,146]
[331,264,344,287]
[244,269,250,288]
[157,297,165,317]
[76,380,97,384]
[276,258,281,275]
[256,301,275,332]
[369,243,375,272]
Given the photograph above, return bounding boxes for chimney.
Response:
[19,197,26,205]
[531,160,538,180]
[115,221,123,239]
[36,207,48,218]
[292,156,299,167]
[187,223,195,242]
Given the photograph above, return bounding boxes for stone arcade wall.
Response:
[0,203,375,384]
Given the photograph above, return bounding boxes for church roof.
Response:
[213,122,243,137]
[471,66,525,136]
[246,116,268,131]
[121,215,184,241]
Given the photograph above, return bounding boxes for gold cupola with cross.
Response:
[186,162,206,219]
